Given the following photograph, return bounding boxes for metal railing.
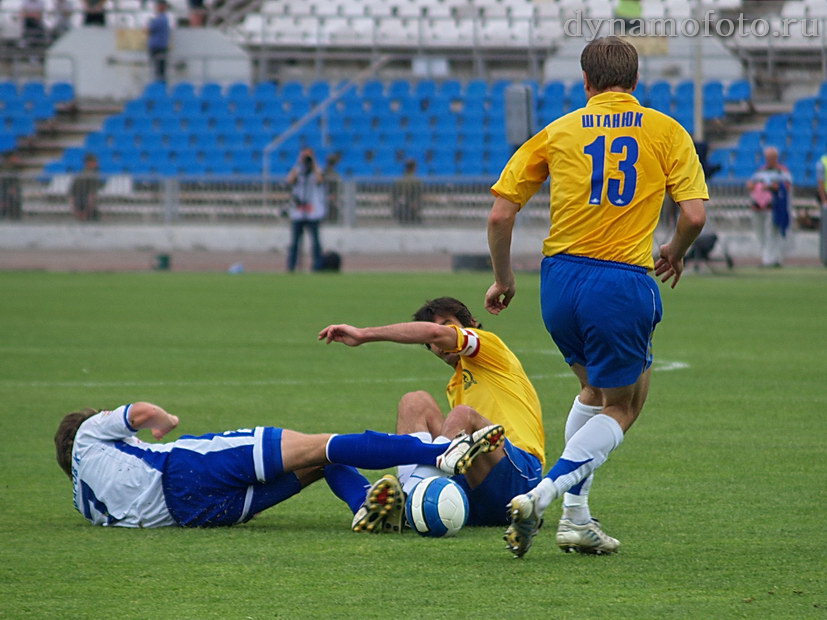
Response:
[3,173,820,230]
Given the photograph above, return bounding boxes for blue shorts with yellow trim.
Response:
[540,254,663,389]
[453,439,543,527]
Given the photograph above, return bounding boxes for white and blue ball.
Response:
[405,476,469,537]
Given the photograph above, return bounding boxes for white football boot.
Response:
[556,518,620,554]
[504,492,544,558]
[436,424,505,475]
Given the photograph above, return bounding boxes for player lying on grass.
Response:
[54,402,504,528]
[320,297,571,541]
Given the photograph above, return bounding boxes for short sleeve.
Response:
[75,405,136,444]
[665,124,709,203]
[491,129,550,207]
[444,325,481,357]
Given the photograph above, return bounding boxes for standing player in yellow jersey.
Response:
[318,297,545,531]
[485,37,708,558]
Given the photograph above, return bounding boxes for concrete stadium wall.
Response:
[0,223,820,261]
[46,28,251,100]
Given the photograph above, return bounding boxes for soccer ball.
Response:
[405,476,469,537]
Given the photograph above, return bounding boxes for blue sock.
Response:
[324,464,370,514]
[327,430,445,470]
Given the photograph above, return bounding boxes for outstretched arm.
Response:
[128,402,179,440]
[318,322,458,350]
[485,195,520,314]
[655,198,706,288]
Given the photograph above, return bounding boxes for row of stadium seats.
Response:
[46,78,752,178]
[708,87,827,185]
[0,81,74,153]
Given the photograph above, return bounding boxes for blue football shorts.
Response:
[540,253,663,389]
[162,427,303,527]
[453,439,543,527]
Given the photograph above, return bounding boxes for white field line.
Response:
[0,360,689,389]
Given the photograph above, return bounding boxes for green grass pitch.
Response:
[1,268,825,618]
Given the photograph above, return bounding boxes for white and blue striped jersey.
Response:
[71,405,176,528]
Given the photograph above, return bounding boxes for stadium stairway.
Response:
[14,98,121,176]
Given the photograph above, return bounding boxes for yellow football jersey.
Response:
[444,325,545,465]
[492,91,709,269]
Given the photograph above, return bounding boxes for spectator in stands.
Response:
[0,153,22,220]
[82,0,106,25]
[21,0,47,48]
[286,148,326,272]
[188,0,206,27]
[746,146,792,268]
[147,0,171,83]
[53,0,73,39]
[323,153,341,223]
[816,152,827,209]
[70,154,103,221]
[391,159,423,224]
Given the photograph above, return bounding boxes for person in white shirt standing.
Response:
[285,148,326,272]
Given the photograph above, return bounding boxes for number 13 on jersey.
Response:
[583,135,639,207]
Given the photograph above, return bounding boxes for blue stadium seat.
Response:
[253,81,277,101]
[0,81,17,98]
[278,81,304,101]
[648,81,671,113]
[179,100,204,120]
[21,82,47,101]
[361,80,384,99]
[703,98,725,120]
[703,81,724,100]
[143,81,167,99]
[731,159,756,180]
[29,99,55,121]
[566,84,587,110]
[465,80,488,99]
[9,117,35,136]
[542,81,565,104]
[0,134,17,152]
[726,80,752,103]
[84,132,108,150]
[185,117,210,134]
[49,82,74,103]
[737,131,762,151]
[439,80,462,99]
[124,99,148,117]
[764,114,789,137]
[792,97,817,119]
[203,99,230,118]
[674,81,694,102]
[415,81,437,99]
[308,81,331,102]
[103,115,127,133]
[227,82,251,100]
[200,82,222,99]
[388,80,411,99]
[171,83,196,100]
[791,116,813,134]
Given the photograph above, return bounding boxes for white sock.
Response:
[397,432,448,495]
[533,414,624,514]
[562,396,602,523]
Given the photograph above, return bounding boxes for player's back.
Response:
[493,91,707,269]
[545,92,705,267]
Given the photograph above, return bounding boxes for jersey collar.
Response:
[586,91,640,106]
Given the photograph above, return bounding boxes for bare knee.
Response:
[441,405,491,437]
[397,390,443,435]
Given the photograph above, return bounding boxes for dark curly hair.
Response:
[412,297,479,329]
[54,408,97,479]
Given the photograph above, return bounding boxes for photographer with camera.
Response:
[285,148,326,272]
